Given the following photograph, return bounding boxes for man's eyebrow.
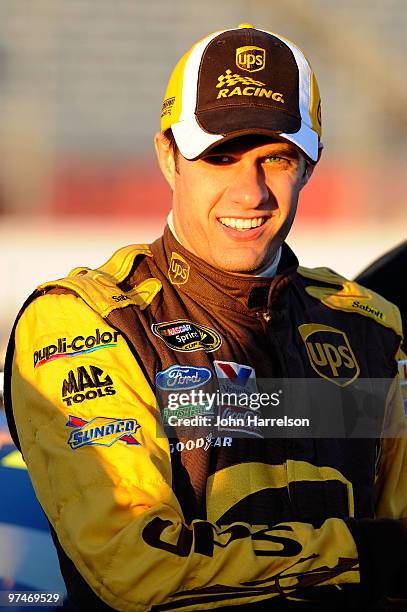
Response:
[261,147,300,159]
[204,146,300,158]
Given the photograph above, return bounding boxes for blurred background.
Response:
[1,0,407,366]
[0,0,406,601]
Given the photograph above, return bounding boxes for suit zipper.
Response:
[259,307,292,504]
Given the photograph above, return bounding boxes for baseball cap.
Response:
[160,24,322,162]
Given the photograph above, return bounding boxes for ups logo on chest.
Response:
[298,324,360,386]
[168,251,190,286]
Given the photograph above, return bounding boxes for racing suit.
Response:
[4,226,407,611]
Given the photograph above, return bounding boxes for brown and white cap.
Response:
[160,24,322,162]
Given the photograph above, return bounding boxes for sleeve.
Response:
[7,292,397,611]
[369,352,407,599]
[374,357,407,520]
[346,349,407,602]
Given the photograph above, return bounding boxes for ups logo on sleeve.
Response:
[298,324,360,386]
[236,46,266,72]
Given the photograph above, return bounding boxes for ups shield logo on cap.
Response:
[168,251,190,285]
[298,324,360,387]
[236,46,266,72]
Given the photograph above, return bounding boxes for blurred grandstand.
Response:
[0,0,406,600]
[1,0,407,368]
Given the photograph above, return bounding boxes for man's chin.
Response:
[214,255,272,275]
[212,241,283,274]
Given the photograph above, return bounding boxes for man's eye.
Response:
[264,155,285,163]
[264,155,298,169]
[203,155,234,165]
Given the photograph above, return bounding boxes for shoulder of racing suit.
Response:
[30,246,403,343]
[36,243,162,318]
[298,265,403,339]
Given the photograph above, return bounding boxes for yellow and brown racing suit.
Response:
[4,227,407,611]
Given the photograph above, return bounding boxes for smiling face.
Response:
[155,134,313,273]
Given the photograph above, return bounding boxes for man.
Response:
[4,24,407,611]
[356,242,407,427]
[356,241,407,351]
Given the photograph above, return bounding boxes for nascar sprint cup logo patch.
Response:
[151,320,222,353]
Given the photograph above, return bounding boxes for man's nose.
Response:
[228,163,269,208]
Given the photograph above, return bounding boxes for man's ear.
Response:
[154,132,176,191]
[300,160,315,189]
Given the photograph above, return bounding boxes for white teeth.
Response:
[219,217,266,230]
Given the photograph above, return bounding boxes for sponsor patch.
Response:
[62,364,115,406]
[217,405,263,438]
[162,402,213,425]
[168,251,190,286]
[236,45,266,72]
[112,294,130,303]
[352,300,384,320]
[170,433,232,454]
[151,320,222,353]
[161,96,175,118]
[214,361,257,395]
[217,69,265,89]
[398,359,407,386]
[298,324,360,386]
[155,365,212,391]
[66,415,140,450]
[34,329,120,368]
[216,69,284,103]
[398,359,407,418]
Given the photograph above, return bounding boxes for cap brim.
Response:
[171,114,319,162]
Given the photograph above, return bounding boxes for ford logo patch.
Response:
[154,365,212,391]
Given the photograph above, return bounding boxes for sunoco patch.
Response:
[66,415,140,450]
[151,320,222,353]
